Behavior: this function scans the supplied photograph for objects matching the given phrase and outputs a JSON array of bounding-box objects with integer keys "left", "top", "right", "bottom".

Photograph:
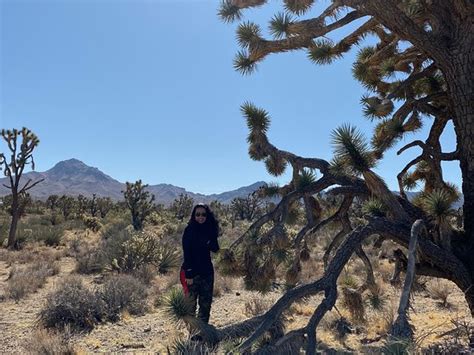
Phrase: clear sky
[{"left": 0, "top": 0, "right": 460, "bottom": 194}]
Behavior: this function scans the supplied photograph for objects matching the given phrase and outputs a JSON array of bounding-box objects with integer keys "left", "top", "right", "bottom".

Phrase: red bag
[{"left": 180, "top": 267, "right": 189, "bottom": 296}]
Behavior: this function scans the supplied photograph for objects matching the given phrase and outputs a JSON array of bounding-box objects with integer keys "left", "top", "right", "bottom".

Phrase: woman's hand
[{"left": 186, "top": 278, "right": 193, "bottom": 285}]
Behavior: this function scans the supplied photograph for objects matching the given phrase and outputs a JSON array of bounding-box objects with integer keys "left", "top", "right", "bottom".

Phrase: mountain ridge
[{"left": 0, "top": 159, "right": 266, "bottom": 204}]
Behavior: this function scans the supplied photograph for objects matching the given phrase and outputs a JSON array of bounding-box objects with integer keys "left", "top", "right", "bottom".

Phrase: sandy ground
[{"left": 0, "top": 252, "right": 472, "bottom": 353}]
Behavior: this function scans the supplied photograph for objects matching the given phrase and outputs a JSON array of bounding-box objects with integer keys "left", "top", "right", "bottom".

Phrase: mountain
[{"left": 0, "top": 159, "right": 266, "bottom": 204}]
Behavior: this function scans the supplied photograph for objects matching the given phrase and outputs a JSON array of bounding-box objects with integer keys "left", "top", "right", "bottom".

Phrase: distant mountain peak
[{"left": 48, "top": 158, "right": 88, "bottom": 171}]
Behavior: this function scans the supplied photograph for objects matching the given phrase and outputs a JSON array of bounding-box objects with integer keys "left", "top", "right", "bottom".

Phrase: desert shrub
[
  {"left": 39, "top": 276, "right": 104, "bottom": 331},
  {"left": 24, "top": 328, "right": 75, "bottom": 355},
  {"left": 131, "top": 264, "right": 157, "bottom": 285},
  {"left": 99, "top": 274, "right": 149, "bottom": 321},
  {"left": 427, "top": 280, "right": 452, "bottom": 308},
  {"left": 382, "top": 338, "right": 415, "bottom": 354},
  {"left": 75, "top": 248, "right": 106, "bottom": 274},
  {"left": 341, "top": 287, "right": 365, "bottom": 324},
  {"left": 82, "top": 215, "right": 102, "bottom": 232},
  {"left": 213, "top": 275, "right": 236, "bottom": 297},
  {"left": 6, "top": 260, "right": 59, "bottom": 301},
  {"left": 244, "top": 297, "right": 271, "bottom": 317},
  {"left": 49, "top": 212, "right": 65, "bottom": 226},
  {"left": 36, "top": 225, "right": 65, "bottom": 246},
  {"left": 101, "top": 219, "right": 130, "bottom": 240},
  {"left": 117, "top": 231, "right": 179, "bottom": 272}
]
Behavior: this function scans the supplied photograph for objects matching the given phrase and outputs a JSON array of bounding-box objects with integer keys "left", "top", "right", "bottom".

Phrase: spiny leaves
[
  {"left": 362, "top": 197, "right": 386, "bottom": 217},
  {"left": 361, "top": 96, "right": 394, "bottom": 119},
  {"left": 284, "top": 0, "right": 314, "bottom": 15},
  {"left": 308, "top": 39, "right": 341, "bottom": 65},
  {"left": 295, "top": 168, "right": 317, "bottom": 190},
  {"left": 269, "top": 12, "right": 294, "bottom": 39},
  {"left": 331, "top": 124, "right": 376, "bottom": 174},
  {"left": 402, "top": 174, "right": 418, "bottom": 191},
  {"left": 241, "top": 102, "right": 270, "bottom": 133},
  {"left": 421, "top": 189, "right": 457, "bottom": 221},
  {"left": 162, "top": 287, "right": 194, "bottom": 321},
  {"left": 265, "top": 154, "right": 286, "bottom": 176},
  {"left": 237, "top": 21, "right": 262, "bottom": 48},
  {"left": 262, "top": 182, "right": 281, "bottom": 197},
  {"left": 218, "top": 0, "right": 243, "bottom": 23},
  {"left": 234, "top": 50, "right": 257, "bottom": 75}
]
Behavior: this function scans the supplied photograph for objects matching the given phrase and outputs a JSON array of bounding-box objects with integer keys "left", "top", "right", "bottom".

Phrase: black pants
[{"left": 188, "top": 273, "right": 214, "bottom": 323}]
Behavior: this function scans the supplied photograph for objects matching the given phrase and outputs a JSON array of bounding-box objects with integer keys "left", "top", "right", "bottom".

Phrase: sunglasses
[{"left": 195, "top": 212, "right": 207, "bottom": 217}]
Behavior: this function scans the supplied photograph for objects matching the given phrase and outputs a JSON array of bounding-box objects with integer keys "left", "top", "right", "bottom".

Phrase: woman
[{"left": 180, "top": 203, "right": 219, "bottom": 324}]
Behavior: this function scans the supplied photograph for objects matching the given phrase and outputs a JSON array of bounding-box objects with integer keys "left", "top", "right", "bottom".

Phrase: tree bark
[{"left": 7, "top": 201, "right": 20, "bottom": 249}]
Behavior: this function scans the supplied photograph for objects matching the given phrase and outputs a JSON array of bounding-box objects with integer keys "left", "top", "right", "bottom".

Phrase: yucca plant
[
  {"left": 362, "top": 197, "right": 387, "bottom": 217},
  {"left": 295, "top": 168, "right": 317, "bottom": 191}
]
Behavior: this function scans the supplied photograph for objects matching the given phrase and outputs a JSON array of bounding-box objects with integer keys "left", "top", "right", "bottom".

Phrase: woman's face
[{"left": 194, "top": 207, "right": 207, "bottom": 224}]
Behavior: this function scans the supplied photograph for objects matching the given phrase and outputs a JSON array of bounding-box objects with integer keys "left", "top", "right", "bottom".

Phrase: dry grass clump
[
  {"left": 39, "top": 276, "right": 104, "bottom": 331},
  {"left": 244, "top": 296, "right": 271, "bottom": 317},
  {"left": 366, "top": 282, "right": 387, "bottom": 311},
  {"left": 23, "top": 328, "right": 76, "bottom": 354},
  {"left": 99, "top": 274, "right": 149, "bottom": 321},
  {"left": 6, "top": 260, "right": 60, "bottom": 301},
  {"left": 75, "top": 247, "right": 105, "bottom": 274},
  {"left": 341, "top": 287, "right": 365, "bottom": 324},
  {"left": 0, "top": 243, "right": 63, "bottom": 265},
  {"left": 213, "top": 275, "right": 236, "bottom": 297},
  {"left": 427, "top": 280, "right": 452, "bottom": 308}
]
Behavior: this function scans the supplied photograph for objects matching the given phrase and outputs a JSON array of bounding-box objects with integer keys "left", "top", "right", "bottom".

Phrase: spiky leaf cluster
[
  {"left": 237, "top": 21, "right": 261, "bottom": 47},
  {"left": 308, "top": 39, "right": 339, "bottom": 65},
  {"left": 241, "top": 102, "right": 270, "bottom": 133},
  {"left": 283, "top": 0, "right": 314, "bottom": 15},
  {"left": 361, "top": 96, "right": 394, "bottom": 120},
  {"left": 331, "top": 124, "right": 376, "bottom": 175},
  {"left": 262, "top": 182, "right": 281, "bottom": 197},
  {"left": 265, "top": 154, "right": 286, "bottom": 176},
  {"left": 218, "top": 0, "right": 242, "bottom": 23},
  {"left": 295, "top": 168, "right": 316, "bottom": 190},
  {"left": 361, "top": 197, "right": 386, "bottom": 217},
  {"left": 420, "top": 189, "right": 458, "bottom": 223},
  {"left": 162, "top": 287, "right": 194, "bottom": 321},
  {"left": 269, "top": 12, "right": 294, "bottom": 39},
  {"left": 234, "top": 50, "right": 257, "bottom": 75}
]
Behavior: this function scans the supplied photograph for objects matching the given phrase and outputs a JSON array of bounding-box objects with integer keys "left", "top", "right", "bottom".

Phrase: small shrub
[
  {"left": 75, "top": 248, "right": 106, "bottom": 274},
  {"left": 427, "top": 280, "right": 452, "bottom": 308},
  {"left": 82, "top": 215, "right": 102, "bottom": 232},
  {"left": 132, "top": 264, "right": 157, "bottom": 285},
  {"left": 366, "top": 283, "right": 386, "bottom": 310},
  {"left": 213, "top": 275, "right": 236, "bottom": 297},
  {"left": 244, "top": 297, "right": 271, "bottom": 317},
  {"left": 6, "top": 260, "right": 59, "bottom": 301},
  {"left": 24, "top": 328, "right": 75, "bottom": 355},
  {"left": 39, "top": 276, "right": 104, "bottom": 331},
  {"left": 99, "top": 274, "right": 149, "bottom": 321},
  {"left": 341, "top": 287, "right": 365, "bottom": 323}
]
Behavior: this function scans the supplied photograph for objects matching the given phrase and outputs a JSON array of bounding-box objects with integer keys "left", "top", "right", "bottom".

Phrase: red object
[{"left": 180, "top": 268, "right": 189, "bottom": 296}]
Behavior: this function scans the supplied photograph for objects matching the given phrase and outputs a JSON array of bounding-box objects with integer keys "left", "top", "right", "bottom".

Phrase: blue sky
[{"left": 1, "top": 0, "right": 460, "bottom": 194}]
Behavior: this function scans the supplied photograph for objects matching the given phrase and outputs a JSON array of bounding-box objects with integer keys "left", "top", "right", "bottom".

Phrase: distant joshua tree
[
  {"left": 0, "top": 128, "right": 43, "bottom": 249},
  {"left": 170, "top": 193, "right": 194, "bottom": 221},
  {"left": 122, "top": 180, "right": 155, "bottom": 230}
]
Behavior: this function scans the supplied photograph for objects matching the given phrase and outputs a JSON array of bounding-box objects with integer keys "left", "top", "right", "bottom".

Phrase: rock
[
  {"left": 236, "top": 292, "right": 241, "bottom": 296},
  {"left": 144, "top": 326, "right": 151, "bottom": 332}
]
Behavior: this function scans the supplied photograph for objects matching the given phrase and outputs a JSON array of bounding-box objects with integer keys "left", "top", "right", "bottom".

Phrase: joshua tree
[
  {"left": 0, "top": 128, "right": 43, "bottom": 249},
  {"left": 122, "top": 180, "right": 155, "bottom": 231},
  {"left": 161, "top": 1, "right": 474, "bottom": 353},
  {"left": 170, "top": 193, "right": 194, "bottom": 221},
  {"left": 97, "top": 196, "right": 113, "bottom": 218},
  {"left": 230, "top": 192, "right": 264, "bottom": 221},
  {"left": 46, "top": 194, "right": 59, "bottom": 210},
  {"left": 57, "top": 195, "right": 76, "bottom": 220}
]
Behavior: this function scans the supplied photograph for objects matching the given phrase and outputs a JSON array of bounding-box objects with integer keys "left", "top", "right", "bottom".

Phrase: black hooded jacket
[{"left": 182, "top": 222, "right": 219, "bottom": 278}]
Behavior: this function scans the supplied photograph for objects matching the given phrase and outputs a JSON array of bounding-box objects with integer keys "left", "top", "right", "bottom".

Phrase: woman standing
[{"left": 181, "top": 203, "right": 219, "bottom": 323}]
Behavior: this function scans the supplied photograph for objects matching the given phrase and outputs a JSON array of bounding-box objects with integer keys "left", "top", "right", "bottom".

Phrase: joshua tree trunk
[{"left": 7, "top": 196, "right": 20, "bottom": 249}]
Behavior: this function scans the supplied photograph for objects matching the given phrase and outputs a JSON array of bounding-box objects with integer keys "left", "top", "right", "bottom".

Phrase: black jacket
[{"left": 182, "top": 223, "right": 219, "bottom": 278}]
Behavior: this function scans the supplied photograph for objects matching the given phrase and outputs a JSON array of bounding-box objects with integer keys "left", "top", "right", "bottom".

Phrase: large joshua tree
[
  {"left": 0, "top": 128, "right": 43, "bottom": 249},
  {"left": 122, "top": 180, "right": 155, "bottom": 231},
  {"left": 164, "top": 1, "right": 473, "bottom": 353}
]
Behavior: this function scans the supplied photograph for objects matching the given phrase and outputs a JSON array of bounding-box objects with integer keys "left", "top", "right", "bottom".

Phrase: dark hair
[{"left": 188, "top": 203, "right": 220, "bottom": 237}]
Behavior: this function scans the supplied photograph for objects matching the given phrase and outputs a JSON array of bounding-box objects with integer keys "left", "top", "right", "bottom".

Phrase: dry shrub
[
  {"left": 373, "top": 303, "right": 396, "bottom": 336},
  {"left": 75, "top": 248, "right": 105, "bottom": 274},
  {"left": 341, "top": 287, "right": 365, "bottom": 324},
  {"left": 23, "top": 328, "right": 75, "bottom": 354},
  {"left": 6, "top": 260, "right": 60, "bottom": 301},
  {"left": 132, "top": 264, "right": 157, "bottom": 285},
  {"left": 39, "top": 276, "right": 104, "bottom": 331},
  {"left": 300, "top": 256, "right": 323, "bottom": 284},
  {"left": 427, "top": 280, "right": 452, "bottom": 308},
  {"left": 213, "top": 275, "right": 236, "bottom": 297},
  {"left": 244, "top": 296, "right": 271, "bottom": 317},
  {"left": 0, "top": 244, "right": 63, "bottom": 265},
  {"left": 99, "top": 274, "right": 149, "bottom": 321}
]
